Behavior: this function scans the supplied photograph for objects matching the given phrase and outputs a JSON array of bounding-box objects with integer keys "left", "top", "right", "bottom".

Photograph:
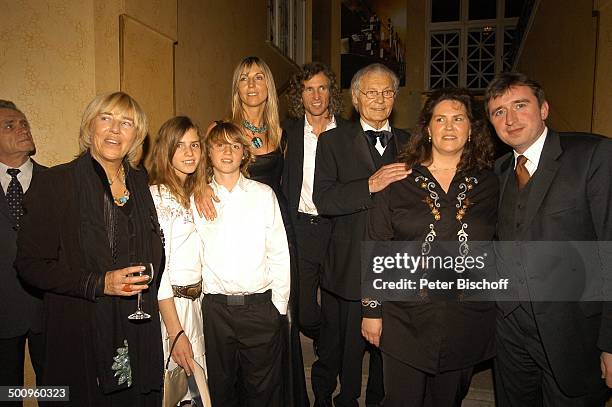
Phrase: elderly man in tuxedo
[
  {"left": 312, "top": 64, "right": 409, "bottom": 407},
  {"left": 0, "top": 100, "right": 45, "bottom": 394},
  {"left": 487, "top": 72, "right": 612, "bottom": 406}
]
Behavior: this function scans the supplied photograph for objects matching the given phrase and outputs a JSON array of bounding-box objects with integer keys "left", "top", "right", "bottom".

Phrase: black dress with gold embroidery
[{"left": 367, "top": 165, "right": 498, "bottom": 373}]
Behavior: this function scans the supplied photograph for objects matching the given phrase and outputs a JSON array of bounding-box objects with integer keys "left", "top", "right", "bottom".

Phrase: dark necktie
[
  {"left": 6, "top": 168, "right": 24, "bottom": 229},
  {"left": 365, "top": 130, "right": 391, "bottom": 149},
  {"left": 515, "top": 155, "right": 530, "bottom": 190}
]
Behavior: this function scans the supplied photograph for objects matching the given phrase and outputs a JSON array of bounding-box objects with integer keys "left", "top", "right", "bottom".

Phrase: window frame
[
  {"left": 425, "top": 0, "right": 520, "bottom": 91},
  {"left": 268, "top": 0, "right": 307, "bottom": 65}
]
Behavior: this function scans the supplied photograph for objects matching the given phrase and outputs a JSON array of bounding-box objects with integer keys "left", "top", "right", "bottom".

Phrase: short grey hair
[
  {"left": 350, "top": 63, "right": 399, "bottom": 105},
  {"left": 0, "top": 99, "right": 21, "bottom": 113}
]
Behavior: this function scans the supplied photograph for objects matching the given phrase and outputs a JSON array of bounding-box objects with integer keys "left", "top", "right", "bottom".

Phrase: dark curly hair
[
  {"left": 286, "top": 62, "right": 343, "bottom": 118},
  {"left": 398, "top": 88, "right": 494, "bottom": 171}
]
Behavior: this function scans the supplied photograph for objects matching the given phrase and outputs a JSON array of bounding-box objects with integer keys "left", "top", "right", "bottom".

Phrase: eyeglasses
[{"left": 358, "top": 89, "right": 396, "bottom": 99}]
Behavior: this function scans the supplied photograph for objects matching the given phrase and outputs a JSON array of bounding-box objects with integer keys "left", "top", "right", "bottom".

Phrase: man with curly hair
[{"left": 282, "top": 62, "right": 349, "bottom": 403}]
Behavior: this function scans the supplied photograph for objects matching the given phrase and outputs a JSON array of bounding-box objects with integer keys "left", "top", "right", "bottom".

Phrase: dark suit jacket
[
  {"left": 495, "top": 129, "right": 612, "bottom": 396},
  {"left": 313, "top": 121, "right": 409, "bottom": 300},
  {"left": 0, "top": 159, "right": 45, "bottom": 338},
  {"left": 281, "top": 115, "right": 349, "bottom": 221}
]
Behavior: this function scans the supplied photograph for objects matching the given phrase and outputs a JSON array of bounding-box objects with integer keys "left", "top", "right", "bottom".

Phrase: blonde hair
[
  {"left": 205, "top": 121, "right": 253, "bottom": 182},
  {"left": 230, "top": 56, "right": 282, "bottom": 150},
  {"left": 148, "top": 116, "right": 206, "bottom": 208},
  {"left": 79, "top": 92, "right": 148, "bottom": 167}
]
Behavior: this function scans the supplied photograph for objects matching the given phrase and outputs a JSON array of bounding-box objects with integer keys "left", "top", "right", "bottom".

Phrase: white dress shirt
[
  {"left": 0, "top": 158, "right": 34, "bottom": 194},
  {"left": 193, "top": 175, "right": 291, "bottom": 314},
  {"left": 298, "top": 114, "right": 337, "bottom": 215},
  {"left": 513, "top": 127, "right": 548, "bottom": 176},
  {"left": 360, "top": 119, "right": 392, "bottom": 155}
]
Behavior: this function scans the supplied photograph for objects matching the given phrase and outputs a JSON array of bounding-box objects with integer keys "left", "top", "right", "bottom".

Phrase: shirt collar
[
  {"left": 0, "top": 157, "right": 33, "bottom": 174},
  {"left": 513, "top": 126, "right": 548, "bottom": 168},
  {"left": 304, "top": 114, "right": 336, "bottom": 133},
  {"left": 360, "top": 119, "right": 391, "bottom": 133},
  {"left": 211, "top": 173, "right": 249, "bottom": 195}
]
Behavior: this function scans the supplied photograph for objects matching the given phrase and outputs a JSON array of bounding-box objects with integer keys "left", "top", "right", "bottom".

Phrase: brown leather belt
[{"left": 172, "top": 281, "right": 202, "bottom": 301}]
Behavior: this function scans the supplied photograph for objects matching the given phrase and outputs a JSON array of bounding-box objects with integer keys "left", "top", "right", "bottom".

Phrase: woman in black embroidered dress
[
  {"left": 16, "top": 92, "right": 164, "bottom": 406},
  {"left": 362, "top": 88, "right": 498, "bottom": 407}
]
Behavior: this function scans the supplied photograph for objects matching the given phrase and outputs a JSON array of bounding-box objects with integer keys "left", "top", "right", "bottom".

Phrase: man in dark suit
[
  {"left": 486, "top": 72, "right": 612, "bottom": 406},
  {"left": 282, "top": 62, "right": 347, "bottom": 343},
  {"left": 0, "top": 100, "right": 45, "bottom": 392},
  {"left": 313, "top": 64, "right": 410, "bottom": 407}
]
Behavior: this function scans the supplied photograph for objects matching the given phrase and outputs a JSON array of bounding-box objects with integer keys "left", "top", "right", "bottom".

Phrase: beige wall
[
  {"left": 593, "top": 0, "right": 612, "bottom": 136},
  {"left": 516, "top": 0, "right": 598, "bottom": 132},
  {"left": 1, "top": 0, "right": 177, "bottom": 167},
  {"left": 175, "top": 0, "right": 299, "bottom": 129},
  {"left": 1, "top": 0, "right": 97, "bottom": 166}
]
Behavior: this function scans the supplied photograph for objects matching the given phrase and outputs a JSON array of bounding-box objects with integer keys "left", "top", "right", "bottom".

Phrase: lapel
[
  {"left": 523, "top": 130, "right": 562, "bottom": 226},
  {"left": 497, "top": 152, "right": 514, "bottom": 212},
  {"left": 292, "top": 118, "right": 305, "bottom": 203},
  {"left": 352, "top": 122, "right": 376, "bottom": 174},
  {"left": 390, "top": 126, "right": 409, "bottom": 155},
  {"left": 0, "top": 180, "right": 8, "bottom": 222}
]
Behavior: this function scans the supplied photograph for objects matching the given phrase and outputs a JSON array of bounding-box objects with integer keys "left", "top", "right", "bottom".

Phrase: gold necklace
[
  {"left": 107, "top": 166, "right": 124, "bottom": 185},
  {"left": 429, "top": 164, "right": 457, "bottom": 171},
  {"left": 107, "top": 166, "right": 130, "bottom": 206}
]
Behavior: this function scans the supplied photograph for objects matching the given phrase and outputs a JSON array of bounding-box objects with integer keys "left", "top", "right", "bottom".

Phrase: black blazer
[
  {"left": 281, "top": 116, "right": 350, "bottom": 220},
  {"left": 0, "top": 159, "right": 45, "bottom": 338},
  {"left": 495, "top": 129, "right": 612, "bottom": 396},
  {"left": 15, "top": 156, "right": 164, "bottom": 403},
  {"left": 313, "top": 121, "right": 409, "bottom": 300}
]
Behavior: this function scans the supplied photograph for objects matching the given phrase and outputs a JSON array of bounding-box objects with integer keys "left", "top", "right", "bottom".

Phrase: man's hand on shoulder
[{"left": 368, "top": 163, "right": 410, "bottom": 193}]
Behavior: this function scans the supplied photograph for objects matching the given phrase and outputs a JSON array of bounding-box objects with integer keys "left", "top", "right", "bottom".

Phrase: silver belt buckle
[{"left": 227, "top": 295, "right": 245, "bottom": 306}]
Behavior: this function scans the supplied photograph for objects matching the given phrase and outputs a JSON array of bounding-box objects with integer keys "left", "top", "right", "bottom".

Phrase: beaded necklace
[
  {"left": 242, "top": 120, "right": 267, "bottom": 149},
  {"left": 108, "top": 165, "right": 130, "bottom": 206}
]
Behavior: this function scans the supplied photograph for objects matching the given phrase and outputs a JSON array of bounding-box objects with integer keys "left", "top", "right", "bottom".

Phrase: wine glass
[{"left": 128, "top": 262, "right": 154, "bottom": 320}]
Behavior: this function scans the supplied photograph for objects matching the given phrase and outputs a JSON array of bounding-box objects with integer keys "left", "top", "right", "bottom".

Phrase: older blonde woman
[{"left": 16, "top": 92, "right": 164, "bottom": 406}]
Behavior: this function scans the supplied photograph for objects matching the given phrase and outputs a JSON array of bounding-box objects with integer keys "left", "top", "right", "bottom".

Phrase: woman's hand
[
  {"left": 361, "top": 317, "right": 383, "bottom": 347},
  {"left": 170, "top": 333, "right": 195, "bottom": 376},
  {"left": 194, "top": 184, "right": 219, "bottom": 221},
  {"left": 104, "top": 266, "right": 149, "bottom": 296}
]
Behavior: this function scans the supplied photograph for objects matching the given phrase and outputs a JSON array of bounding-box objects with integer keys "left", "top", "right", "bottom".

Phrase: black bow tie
[{"left": 365, "top": 130, "right": 392, "bottom": 148}]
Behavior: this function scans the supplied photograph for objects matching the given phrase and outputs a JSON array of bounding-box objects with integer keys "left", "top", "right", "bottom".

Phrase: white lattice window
[
  {"left": 426, "top": 0, "right": 525, "bottom": 90},
  {"left": 430, "top": 30, "right": 461, "bottom": 89},
  {"left": 502, "top": 27, "right": 517, "bottom": 72}
]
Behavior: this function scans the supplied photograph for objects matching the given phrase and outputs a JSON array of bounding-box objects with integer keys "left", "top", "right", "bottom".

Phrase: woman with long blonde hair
[
  {"left": 149, "top": 116, "right": 210, "bottom": 405},
  {"left": 198, "top": 57, "right": 308, "bottom": 406},
  {"left": 231, "top": 56, "right": 283, "bottom": 155}
]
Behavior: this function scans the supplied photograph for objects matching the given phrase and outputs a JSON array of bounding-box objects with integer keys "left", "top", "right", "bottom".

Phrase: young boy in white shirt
[{"left": 195, "top": 121, "right": 290, "bottom": 407}]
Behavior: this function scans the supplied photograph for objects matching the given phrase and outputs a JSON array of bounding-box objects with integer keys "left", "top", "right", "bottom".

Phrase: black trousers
[
  {"left": 0, "top": 330, "right": 44, "bottom": 407},
  {"left": 293, "top": 213, "right": 331, "bottom": 340},
  {"left": 495, "top": 305, "right": 608, "bottom": 407},
  {"left": 382, "top": 352, "right": 473, "bottom": 407},
  {"left": 0, "top": 330, "right": 44, "bottom": 385},
  {"left": 311, "top": 289, "right": 384, "bottom": 406},
  {"left": 203, "top": 292, "right": 283, "bottom": 407}
]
